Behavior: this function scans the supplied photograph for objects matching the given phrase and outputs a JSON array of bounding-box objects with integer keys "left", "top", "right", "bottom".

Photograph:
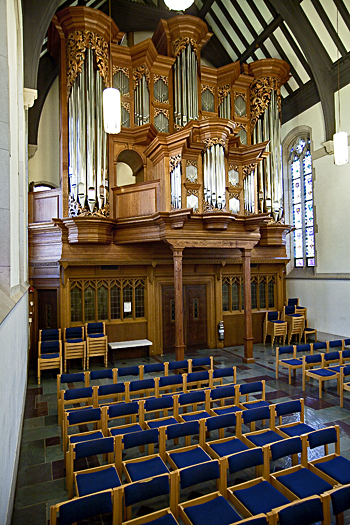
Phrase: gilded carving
[
  {"left": 154, "top": 108, "right": 169, "bottom": 119},
  {"left": 235, "top": 92, "right": 246, "bottom": 101},
  {"left": 201, "top": 84, "right": 215, "bottom": 95},
  {"left": 250, "top": 77, "right": 281, "bottom": 128},
  {"left": 113, "top": 66, "right": 129, "bottom": 77},
  {"left": 242, "top": 163, "right": 257, "bottom": 179},
  {"left": 122, "top": 102, "right": 130, "bottom": 112},
  {"left": 68, "top": 194, "right": 110, "bottom": 218},
  {"left": 229, "top": 165, "right": 239, "bottom": 172},
  {"left": 237, "top": 123, "right": 248, "bottom": 132},
  {"left": 153, "top": 74, "right": 168, "bottom": 85},
  {"left": 202, "top": 137, "right": 226, "bottom": 153},
  {"left": 187, "top": 189, "right": 198, "bottom": 197},
  {"left": 203, "top": 200, "right": 227, "bottom": 213},
  {"left": 186, "top": 160, "right": 198, "bottom": 167},
  {"left": 172, "top": 37, "right": 198, "bottom": 60},
  {"left": 67, "top": 30, "right": 109, "bottom": 100},
  {"left": 133, "top": 64, "right": 150, "bottom": 89},
  {"left": 218, "top": 84, "right": 230, "bottom": 105},
  {"left": 228, "top": 191, "right": 241, "bottom": 200},
  {"left": 169, "top": 154, "right": 182, "bottom": 172}
]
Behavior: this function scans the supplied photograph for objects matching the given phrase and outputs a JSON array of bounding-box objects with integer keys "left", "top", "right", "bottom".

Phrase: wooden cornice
[
  {"left": 248, "top": 58, "right": 290, "bottom": 86},
  {"left": 226, "top": 139, "right": 270, "bottom": 165}
]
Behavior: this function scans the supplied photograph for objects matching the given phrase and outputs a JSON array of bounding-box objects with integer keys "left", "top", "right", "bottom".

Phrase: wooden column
[
  {"left": 172, "top": 248, "right": 185, "bottom": 361},
  {"left": 241, "top": 248, "right": 254, "bottom": 363}
]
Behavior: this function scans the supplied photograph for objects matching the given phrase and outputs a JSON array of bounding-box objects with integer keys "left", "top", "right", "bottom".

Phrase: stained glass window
[{"left": 289, "top": 137, "right": 315, "bottom": 267}]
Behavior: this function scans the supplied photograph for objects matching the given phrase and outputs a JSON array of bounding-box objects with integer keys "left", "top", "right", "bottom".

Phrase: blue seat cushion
[
  {"left": 148, "top": 417, "right": 178, "bottom": 429},
  {"left": 242, "top": 400, "right": 269, "bottom": 410},
  {"left": 69, "top": 431, "right": 104, "bottom": 445},
  {"left": 145, "top": 514, "right": 178, "bottom": 525},
  {"left": 184, "top": 495, "right": 241, "bottom": 525},
  {"left": 281, "top": 423, "right": 315, "bottom": 437},
  {"left": 182, "top": 411, "right": 211, "bottom": 422},
  {"left": 271, "top": 320, "right": 286, "bottom": 324},
  {"left": 109, "top": 424, "right": 142, "bottom": 436},
  {"left": 277, "top": 468, "right": 332, "bottom": 498},
  {"left": 88, "top": 333, "right": 105, "bottom": 338},
  {"left": 169, "top": 447, "right": 211, "bottom": 468},
  {"left": 40, "top": 353, "right": 60, "bottom": 359},
  {"left": 314, "top": 456, "right": 350, "bottom": 484},
  {"left": 210, "top": 438, "right": 249, "bottom": 457},
  {"left": 66, "top": 339, "right": 84, "bottom": 344},
  {"left": 76, "top": 466, "right": 121, "bottom": 496},
  {"left": 308, "top": 368, "right": 338, "bottom": 377},
  {"left": 234, "top": 480, "right": 289, "bottom": 515},
  {"left": 213, "top": 406, "right": 241, "bottom": 415},
  {"left": 126, "top": 457, "right": 169, "bottom": 482},
  {"left": 247, "top": 430, "right": 285, "bottom": 447},
  {"left": 281, "top": 359, "right": 302, "bottom": 366}
]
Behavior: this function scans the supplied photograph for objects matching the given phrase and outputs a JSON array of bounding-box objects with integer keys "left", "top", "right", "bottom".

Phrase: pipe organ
[{"left": 29, "top": 8, "right": 292, "bottom": 362}]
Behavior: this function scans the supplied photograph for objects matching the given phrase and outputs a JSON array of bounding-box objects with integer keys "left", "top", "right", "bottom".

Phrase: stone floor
[{"left": 11, "top": 343, "right": 350, "bottom": 525}]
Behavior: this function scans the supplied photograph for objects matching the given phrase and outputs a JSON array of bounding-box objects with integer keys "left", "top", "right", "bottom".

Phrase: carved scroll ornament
[
  {"left": 67, "top": 30, "right": 109, "bottom": 100},
  {"left": 133, "top": 64, "right": 150, "bottom": 89},
  {"left": 250, "top": 77, "right": 281, "bottom": 128},
  {"left": 154, "top": 108, "right": 169, "bottom": 119},
  {"left": 242, "top": 163, "right": 257, "bottom": 180},
  {"left": 172, "top": 36, "right": 199, "bottom": 60},
  {"left": 202, "top": 137, "right": 226, "bottom": 153},
  {"left": 218, "top": 84, "right": 230, "bottom": 105},
  {"left": 169, "top": 154, "right": 182, "bottom": 172},
  {"left": 201, "top": 84, "right": 215, "bottom": 94},
  {"left": 154, "top": 74, "right": 168, "bottom": 85}
]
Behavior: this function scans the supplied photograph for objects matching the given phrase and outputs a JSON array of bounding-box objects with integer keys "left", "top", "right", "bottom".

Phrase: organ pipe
[
  {"left": 203, "top": 144, "right": 226, "bottom": 210},
  {"left": 173, "top": 42, "right": 198, "bottom": 129}
]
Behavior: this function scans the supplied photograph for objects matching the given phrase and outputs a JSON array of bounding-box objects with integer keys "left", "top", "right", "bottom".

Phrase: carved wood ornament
[
  {"left": 66, "top": 30, "right": 109, "bottom": 100},
  {"left": 133, "top": 64, "right": 150, "bottom": 89},
  {"left": 250, "top": 77, "right": 281, "bottom": 129},
  {"left": 172, "top": 37, "right": 199, "bottom": 60}
]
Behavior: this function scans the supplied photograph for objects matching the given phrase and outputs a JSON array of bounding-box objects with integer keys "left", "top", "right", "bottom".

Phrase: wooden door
[
  {"left": 37, "top": 289, "right": 58, "bottom": 330},
  {"left": 162, "top": 284, "right": 207, "bottom": 353}
]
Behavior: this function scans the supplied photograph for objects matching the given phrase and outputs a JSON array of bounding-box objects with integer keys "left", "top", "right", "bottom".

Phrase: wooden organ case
[{"left": 28, "top": 6, "right": 291, "bottom": 363}]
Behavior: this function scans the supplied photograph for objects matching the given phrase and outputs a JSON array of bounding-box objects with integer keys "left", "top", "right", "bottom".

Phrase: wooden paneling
[
  {"left": 114, "top": 180, "right": 160, "bottom": 219},
  {"left": 223, "top": 311, "right": 266, "bottom": 346},
  {"left": 106, "top": 321, "right": 148, "bottom": 359},
  {"left": 29, "top": 189, "right": 62, "bottom": 223}
]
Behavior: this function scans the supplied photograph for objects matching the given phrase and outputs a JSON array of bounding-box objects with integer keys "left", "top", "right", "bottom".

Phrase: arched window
[{"left": 288, "top": 135, "right": 315, "bottom": 267}]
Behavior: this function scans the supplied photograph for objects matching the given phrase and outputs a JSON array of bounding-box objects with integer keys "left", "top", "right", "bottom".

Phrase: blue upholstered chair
[
  {"left": 325, "top": 483, "right": 350, "bottom": 525},
  {"left": 140, "top": 362, "right": 167, "bottom": 379},
  {"left": 205, "top": 413, "right": 249, "bottom": 459},
  {"left": 165, "top": 420, "right": 209, "bottom": 470},
  {"left": 282, "top": 305, "right": 306, "bottom": 344},
  {"left": 115, "top": 428, "right": 166, "bottom": 481},
  {"left": 37, "top": 339, "right": 62, "bottom": 385},
  {"left": 50, "top": 487, "right": 121, "bottom": 525},
  {"left": 58, "top": 384, "right": 94, "bottom": 426},
  {"left": 85, "top": 321, "right": 108, "bottom": 369},
  {"left": 66, "top": 435, "right": 120, "bottom": 498},
  {"left": 302, "top": 354, "right": 340, "bottom": 399},
  {"left": 166, "top": 359, "right": 190, "bottom": 375},
  {"left": 142, "top": 396, "right": 180, "bottom": 430},
  {"left": 239, "top": 405, "right": 286, "bottom": 448},
  {"left": 210, "top": 384, "right": 239, "bottom": 416},
  {"left": 158, "top": 374, "right": 185, "bottom": 396},
  {"left": 62, "top": 405, "right": 106, "bottom": 453},
  {"left": 235, "top": 380, "right": 269, "bottom": 410},
  {"left": 209, "top": 366, "right": 237, "bottom": 388},
  {"left": 276, "top": 344, "right": 312, "bottom": 384},
  {"left": 275, "top": 399, "right": 315, "bottom": 438},
  {"left": 188, "top": 356, "right": 213, "bottom": 372},
  {"left": 117, "top": 364, "right": 141, "bottom": 381},
  {"left": 303, "top": 320, "right": 317, "bottom": 344},
  {"left": 107, "top": 400, "right": 143, "bottom": 438},
  {"left": 267, "top": 435, "right": 335, "bottom": 502},
  {"left": 93, "top": 381, "right": 127, "bottom": 407},
  {"left": 39, "top": 328, "right": 61, "bottom": 342},
  {"left": 266, "top": 495, "right": 325, "bottom": 525},
  {"left": 64, "top": 326, "right": 86, "bottom": 372},
  {"left": 227, "top": 447, "right": 290, "bottom": 518},
  {"left": 123, "top": 471, "right": 177, "bottom": 522},
  {"left": 263, "top": 311, "right": 287, "bottom": 346},
  {"left": 175, "top": 390, "right": 211, "bottom": 422},
  {"left": 57, "top": 371, "right": 89, "bottom": 403},
  {"left": 340, "top": 365, "right": 350, "bottom": 407},
  {"left": 127, "top": 377, "right": 158, "bottom": 401},
  {"left": 184, "top": 370, "right": 210, "bottom": 391},
  {"left": 306, "top": 425, "right": 350, "bottom": 486}
]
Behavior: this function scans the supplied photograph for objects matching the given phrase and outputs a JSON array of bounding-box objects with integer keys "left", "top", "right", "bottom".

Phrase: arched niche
[{"left": 116, "top": 150, "right": 144, "bottom": 186}]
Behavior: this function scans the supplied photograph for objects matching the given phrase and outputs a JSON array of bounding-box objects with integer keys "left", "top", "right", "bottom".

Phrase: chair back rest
[
  {"left": 179, "top": 460, "right": 220, "bottom": 488},
  {"left": 40, "top": 340, "right": 60, "bottom": 354},
  {"left": 342, "top": 365, "right": 350, "bottom": 378},
  {"left": 213, "top": 366, "right": 235, "bottom": 379},
  {"left": 74, "top": 436, "right": 114, "bottom": 459},
  {"left": 145, "top": 396, "right": 173, "bottom": 412},
  {"left": 295, "top": 343, "right": 311, "bottom": 353},
  {"left": 269, "top": 436, "right": 302, "bottom": 461},
  {"left": 343, "top": 338, "right": 350, "bottom": 347},
  {"left": 159, "top": 375, "right": 184, "bottom": 387},
  {"left": 210, "top": 384, "right": 235, "bottom": 401},
  {"left": 98, "top": 383, "right": 125, "bottom": 396},
  {"left": 278, "top": 496, "right": 323, "bottom": 525},
  {"left": 307, "top": 426, "right": 337, "bottom": 449},
  {"left": 123, "top": 428, "right": 159, "bottom": 450},
  {"left": 64, "top": 386, "right": 93, "bottom": 401},
  {"left": 40, "top": 328, "right": 60, "bottom": 341},
  {"left": 305, "top": 353, "right": 322, "bottom": 365},
  {"left": 129, "top": 378, "right": 155, "bottom": 392},
  {"left": 313, "top": 342, "right": 328, "bottom": 352},
  {"left": 206, "top": 413, "right": 237, "bottom": 432},
  {"left": 168, "top": 359, "right": 188, "bottom": 372},
  {"left": 331, "top": 484, "right": 350, "bottom": 516},
  {"left": 143, "top": 363, "right": 165, "bottom": 374},
  {"left": 117, "top": 366, "right": 140, "bottom": 378},
  {"left": 228, "top": 447, "right": 264, "bottom": 474},
  {"left": 108, "top": 401, "right": 139, "bottom": 419},
  {"left": 277, "top": 345, "right": 295, "bottom": 355},
  {"left": 124, "top": 474, "right": 169, "bottom": 508},
  {"left": 324, "top": 350, "right": 341, "bottom": 362},
  {"left": 58, "top": 490, "right": 112, "bottom": 525},
  {"left": 67, "top": 407, "right": 101, "bottom": 425},
  {"left": 167, "top": 421, "right": 199, "bottom": 440},
  {"left": 329, "top": 339, "right": 343, "bottom": 349},
  {"left": 285, "top": 305, "right": 296, "bottom": 315},
  {"left": 90, "top": 369, "right": 114, "bottom": 381},
  {"left": 287, "top": 298, "right": 299, "bottom": 306},
  {"left": 65, "top": 327, "right": 84, "bottom": 340},
  {"left": 60, "top": 372, "right": 86, "bottom": 385},
  {"left": 186, "top": 370, "right": 209, "bottom": 383},
  {"left": 267, "top": 311, "right": 279, "bottom": 321},
  {"left": 178, "top": 390, "right": 206, "bottom": 407},
  {"left": 275, "top": 399, "right": 302, "bottom": 417},
  {"left": 86, "top": 322, "right": 105, "bottom": 336},
  {"left": 242, "top": 405, "right": 270, "bottom": 425},
  {"left": 239, "top": 381, "right": 263, "bottom": 396}
]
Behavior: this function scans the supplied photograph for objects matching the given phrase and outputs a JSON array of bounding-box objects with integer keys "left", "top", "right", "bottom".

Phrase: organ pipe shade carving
[
  {"left": 218, "top": 85, "right": 230, "bottom": 119},
  {"left": 173, "top": 42, "right": 198, "bottom": 129},
  {"left": 252, "top": 83, "right": 283, "bottom": 221},
  {"left": 154, "top": 76, "right": 169, "bottom": 103},
  {"left": 201, "top": 86, "right": 215, "bottom": 112},
  {"left": 170, "top": 155, "right": 182, "bottom": 209},
  {"left": 203, "top": 144, "right": 226, "bottom": 211},
  {"left": 68, "top": 46, "right": 108, "bottom": 216},
  {"left": 113, "top": 67, "right": 129, "bottom": 96}
]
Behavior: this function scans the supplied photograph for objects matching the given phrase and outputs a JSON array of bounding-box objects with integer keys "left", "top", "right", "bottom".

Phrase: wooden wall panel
[
  {"left": 223, "top": 311, "right": 265, "bottom": 346},
  {"left": 29, "top": 189, "right": 62, "bottom": 223},
  {"left": 114, "top": 180, "right": 160, "bottom": 218}
]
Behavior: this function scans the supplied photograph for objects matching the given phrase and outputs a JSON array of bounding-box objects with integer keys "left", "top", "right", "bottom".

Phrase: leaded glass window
[{"left": 289, "top": 137, "right": 315, "bottom": 267}]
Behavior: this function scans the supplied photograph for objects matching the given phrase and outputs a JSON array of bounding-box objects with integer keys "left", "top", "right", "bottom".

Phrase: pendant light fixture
[
  {"left": 333, "top": 1, "right": 348, "bottom": 165},
  {"left": 103, "top": 0, "right": 121, "bottom": 134},
  {"left": 164, "top": 0, "right": 194, "bottom": 10}
]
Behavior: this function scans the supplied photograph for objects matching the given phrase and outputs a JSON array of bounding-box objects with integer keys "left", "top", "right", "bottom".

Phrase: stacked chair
[
  {"left": 263, "top": 311, "right": 287, "bottom": 346},
  {"left": 86, "top": 321, "right": 108, "bottom": 368},
  {"left": 64, "top": 326, "right": 86, "bottom": 372},
  {"left": 37, "top": 328, "right": 62, "bottom": 384},
  {"left": 281, "top": 305, "right": 305, "bottom": 344}
]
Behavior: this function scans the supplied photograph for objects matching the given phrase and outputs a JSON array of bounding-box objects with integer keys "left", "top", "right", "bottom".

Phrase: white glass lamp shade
[
  {"left": 333, "top": 131, "right": 349, "bottom": 165},
  {"left": 164, "top": 0, "right": 194, "bottom": 10},
  {"left": 103, "top": 87, "right": 121, "bottom": 134}
]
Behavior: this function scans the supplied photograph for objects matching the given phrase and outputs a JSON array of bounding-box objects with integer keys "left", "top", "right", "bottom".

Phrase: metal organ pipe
[
  {"left": 203, "top": 144, "right": 225, "bottom": 210},
  {"left": 173, "top": 43, "right": 198, "bottom": 129}
]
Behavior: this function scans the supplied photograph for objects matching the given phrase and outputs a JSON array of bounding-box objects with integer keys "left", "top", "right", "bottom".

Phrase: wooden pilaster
[
  {"left": 172, "top": 248, "right": 185, "bottom": 361},
  {"left": 241, "top": 248, "right": 254, "bottom": 363}
]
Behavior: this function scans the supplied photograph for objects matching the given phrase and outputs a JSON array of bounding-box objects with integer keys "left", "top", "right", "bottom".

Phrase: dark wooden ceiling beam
[
  {"left": 217, "top": 1, "right": 258, "bottom": 61},
  {"left": 240, "top": 14, "right": 281, "bottom": 63},
  {"left": 198, "top": 0, "right": 216, "bottom": 19},
  {"left": 336, "top": 0, "right": 350, "bottom": 31},
  {"left": 207, "top": 9, "right": 240, "bottom": 60},
  {"left": 279, "top": 22, "right": 313, "bottom": 78},
  {"left": 311, "top": 0, "right": 347, "bottom": 57},
  {"left": 269, "top": 0, "right": 335, "bottom": 140}
]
